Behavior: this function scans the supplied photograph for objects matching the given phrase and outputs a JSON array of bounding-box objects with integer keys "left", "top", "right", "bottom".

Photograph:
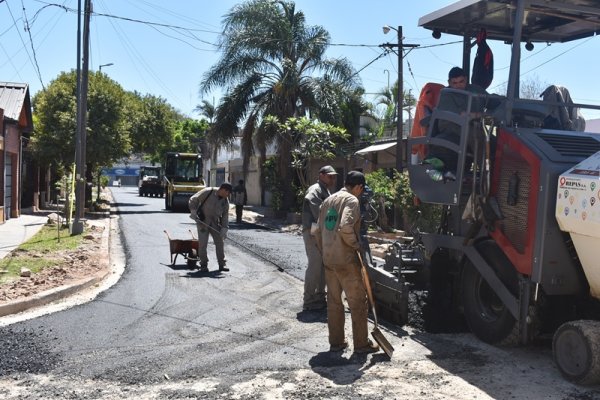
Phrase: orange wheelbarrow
[{"left": 164, "top": 230, "right": 200, "bottom": 268}]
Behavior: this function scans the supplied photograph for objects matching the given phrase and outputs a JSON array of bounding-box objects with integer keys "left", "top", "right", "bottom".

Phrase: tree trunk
[{"left": 279, "top": 139, "right": 294, "bottom": 212}]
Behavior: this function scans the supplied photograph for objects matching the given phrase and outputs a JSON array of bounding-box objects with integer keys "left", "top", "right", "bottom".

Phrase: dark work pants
[{"left": 235, "top": 205, "right": 243, "bottom": 223}]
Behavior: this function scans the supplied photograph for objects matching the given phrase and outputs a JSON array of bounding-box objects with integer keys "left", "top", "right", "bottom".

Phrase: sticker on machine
[
  {"left": 559, "top": 177, "right": 587, "bottom": 192},
  {"left": 571, "top": 169, "right": 600, "bottom": 177}
]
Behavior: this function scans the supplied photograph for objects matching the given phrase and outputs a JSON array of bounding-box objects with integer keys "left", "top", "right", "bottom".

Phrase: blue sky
[{"left": 2, "top": 0, "right": 600, "bottom": 119}]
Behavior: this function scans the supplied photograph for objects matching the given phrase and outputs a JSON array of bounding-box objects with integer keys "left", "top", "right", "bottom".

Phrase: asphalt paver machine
[
  {"left": 163, "top": 152, "right": 205, "bottom": 211},
  {"left": 138, "top": 165, "right": 163, "bottom": 197},
  {"left": 369, "top": 0, "right": 600, "bottom": 384}
]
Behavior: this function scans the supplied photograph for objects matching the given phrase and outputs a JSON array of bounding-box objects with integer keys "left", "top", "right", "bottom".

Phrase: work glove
[{"left": 220, "top": 227, "right": 228, "bottom": 240}]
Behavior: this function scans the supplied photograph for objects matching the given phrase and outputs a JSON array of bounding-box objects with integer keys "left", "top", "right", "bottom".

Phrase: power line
[
  {"left": 0, "top": 41, "right": 25, "bottom": 82},
  {"left": 21, "top": 0, "right": 45, "bottom": 90},
  {"left": 34, "top": 1, "right": 220, "bottom": 40},
  {"left": 344, "top": 50, "right": 391, "bottom": 85},
  {"left": 98, "top": 0, "right": 187, "bottom": 110},
  {"left": 329, "top": 43, "right": 382, "bottom": 48},
  {"left": 5, "top": 0, "right": 44, "bottom": 89}
]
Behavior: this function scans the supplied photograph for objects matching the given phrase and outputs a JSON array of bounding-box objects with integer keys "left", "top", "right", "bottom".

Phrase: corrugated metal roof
[
  {"left": 419, "top": 0, "right": 600, "bottom": 43},
  {"left": 0, "top": 82, "right": 32, "bottom": 132}
]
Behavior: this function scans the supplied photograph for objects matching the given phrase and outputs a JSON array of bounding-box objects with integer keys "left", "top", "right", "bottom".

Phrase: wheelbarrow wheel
[
  {"left": 187, "top": 257, "right": 197, "bottom": 269},
  {"left": 187, "top": 249, "right": 198, "bottom": 269}
]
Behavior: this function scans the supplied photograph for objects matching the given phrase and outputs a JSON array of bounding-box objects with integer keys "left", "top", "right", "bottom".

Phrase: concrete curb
[{"left": 0, "top": 215, "right": 113, "bottom": 318}]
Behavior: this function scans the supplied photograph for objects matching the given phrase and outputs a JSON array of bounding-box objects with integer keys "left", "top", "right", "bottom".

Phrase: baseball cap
[
  {"left": 345, "top": 171, "right": 366, "bottom": 186},
  {"left": 319, "top": 165, "right": 337, "bottom": 175},
  {"left": 220, "top": 182, "right": 233, "bottom": 191}
]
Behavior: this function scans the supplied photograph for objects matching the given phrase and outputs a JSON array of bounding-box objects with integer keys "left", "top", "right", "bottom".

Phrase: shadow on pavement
[
  {"left": 296, "top": 309, "right": 327, "bottom": 323},
  {"left": 182, "top": 270, "right": 226, "bottom": 279},
  {"left": 308, "top": 351, "right": 373, "bottom": 385}
]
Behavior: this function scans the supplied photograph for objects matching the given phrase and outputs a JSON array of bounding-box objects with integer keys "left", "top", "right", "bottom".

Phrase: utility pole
[
  {"left": 396, "top": 26, "right": 403, "bottom": 173},
  {"left": 72, "top": 0, "right": 92, "bottom": 235},
  {"left": 407, "top": 88, "right": 413, "bottom": 134},
  {"left": 381, "top": 25, "right": 419, "bottom": 173}
]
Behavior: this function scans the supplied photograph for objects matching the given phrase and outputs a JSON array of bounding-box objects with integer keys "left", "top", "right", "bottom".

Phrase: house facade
[{"left": 0, "top": 82, "right": 33, "bottom": 223}]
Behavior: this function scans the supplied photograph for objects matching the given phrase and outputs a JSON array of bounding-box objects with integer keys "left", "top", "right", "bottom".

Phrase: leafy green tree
[
  {"left": 200, "top": 0, "right": 361, "bottom": 211},
  {"left": 32, "top": 71, "right": 132, "bottom": 207},
  {"left": 32, "top": 70, "right": 130, "bottom": 172},
  {"left": 172, "top": 118, "right": 209, "bottom": 155},
  {"left": 86, "top": 72, "right": 131, "bottom": 169},
  {"left": 264, "top": 116, "right": 349, "bottom": 189},
  {"left": 366, "top": 169, "right": 441, "bottom": 232},
  {"left": 126, "top": 92, "right": 182, "bottom": 163},
  {"left": 31, "top": 71, "right": 78, "bottom": 169}
]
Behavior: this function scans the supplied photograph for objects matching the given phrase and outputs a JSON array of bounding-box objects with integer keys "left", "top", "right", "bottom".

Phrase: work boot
[
  {"left": 303, "top": 301, "right": 327, "bottom": 311},
  {"left": 354, "top": 339, "right": 380, "bottom": 354},
  {"left": 219, "top": 264, "right": 229, "bottom": 272},
  {"left": 199, "top": 264, "right": 209, "bottom": 272},
  {"left": 329, "top": 341, "right": 348, "bottom": 352}
]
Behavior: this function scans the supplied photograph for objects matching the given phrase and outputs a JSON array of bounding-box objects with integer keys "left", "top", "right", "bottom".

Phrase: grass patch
[{"left": 0, "top": 224, "right": 84, "bottom": 284}]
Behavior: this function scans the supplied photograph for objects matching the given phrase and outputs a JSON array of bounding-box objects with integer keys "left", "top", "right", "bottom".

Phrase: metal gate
[{"left": 4, "top": 153, "right": 11, "bottom": 220}]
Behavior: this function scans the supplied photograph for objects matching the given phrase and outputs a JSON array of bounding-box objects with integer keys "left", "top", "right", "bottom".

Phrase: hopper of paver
[{"left": 556, "top": 151, "right": 600, "bottom": 299}]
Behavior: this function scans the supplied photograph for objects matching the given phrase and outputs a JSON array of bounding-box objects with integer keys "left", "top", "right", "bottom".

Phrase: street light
[
  {"left": 381, "top": 25, "right": 419, "bottom": 172},
  {"left": 99, "top": 62, "right": 114, "bottom": 72}
]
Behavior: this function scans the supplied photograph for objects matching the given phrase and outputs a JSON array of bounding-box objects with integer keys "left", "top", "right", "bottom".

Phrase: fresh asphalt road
[
  {"left": 1, "top": 187, "right": 598, "bottom": 399},
  {"left": 1, "top": 187, "right": 324, "bottom": 380}
]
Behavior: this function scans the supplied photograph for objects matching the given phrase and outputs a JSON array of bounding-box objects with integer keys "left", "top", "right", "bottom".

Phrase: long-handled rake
[
  {"left": 191, "top": 215, "right": 284, "bottom": 272},
  {"left": 357, "top": 251, "right": 394, "bottom": 358}
]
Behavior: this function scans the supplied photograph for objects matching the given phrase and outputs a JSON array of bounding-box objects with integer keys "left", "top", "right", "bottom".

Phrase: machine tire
[
  {"left": 165, "top": 191, "right": 171, "bottom": 210},
  {"left": 462, "top": 261, "right": 518, "bottom": 345},
  {"left": 422, "top": 250, "right": 466, "bottom": 333},
  {"left": 553, "top": 320, "right": 600, "bottom": 385}
]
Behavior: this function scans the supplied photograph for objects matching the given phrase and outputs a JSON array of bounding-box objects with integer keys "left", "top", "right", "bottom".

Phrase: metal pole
[
  {"left": 72, "top": 0, "right": 83, "bottom": 234},
  {"left": 506, "top": 0, "right": 526, "bottom": 125},
  {"left": 81, "top": 0, "right": 91, "bottom": 207},
  {"left": 396, "top": 26, "right": 403, "bottom": 173},
  {"left": 72, "top": 0, "right": 91, "bottom": 234},
  {"left": 407, "top": 89, "right": 412, "bottom": 135}
]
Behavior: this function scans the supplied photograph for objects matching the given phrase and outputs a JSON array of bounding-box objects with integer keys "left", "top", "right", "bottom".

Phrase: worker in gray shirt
[
  {"left": 301, "top": 165, "right": 337, "bottom": 311},
  {"left": 189, "top": 182, "right": 232, "bottom": 272}
]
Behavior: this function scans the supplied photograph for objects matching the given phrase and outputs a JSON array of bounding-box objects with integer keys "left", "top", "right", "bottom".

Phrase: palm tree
[
  {"left": 373, "top": 81, "right": 416, "bottom": 137},
  {"left": 193, "top": 99, "right": 218, "bottom": 164},
  {"left": 193, "top": 99, "right": 216, "bottom": 123},
  {"left": 200, "top": 0, "right": 360, "bottom": 210}
]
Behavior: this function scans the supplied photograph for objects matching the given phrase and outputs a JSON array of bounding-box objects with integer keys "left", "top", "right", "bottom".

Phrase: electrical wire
[
  {"left": 5, "top": 0, "right": 44, "bottom": 89},
  {"left": 97, "top": 0, "right": 188, "bottom": 110},
  {"left": 344, "top": 50, "right": 391, "bottom": 85},
  {"left": 34, "top": 1, "right": 219, "bottom": 45},
  {"left": 21, "top": 0, "right": 45, "bottom": 90},
  {"left": 0, "top": 42, "right": 25, "bottom": 82}
]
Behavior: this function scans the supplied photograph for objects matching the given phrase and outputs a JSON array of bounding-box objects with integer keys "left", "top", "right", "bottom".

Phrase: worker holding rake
[
  {"left": 314, "top": 171, "right": 379, "bottom": 354},
  {"left": 189, "top": 182, "right": 232, "bottom": 272}
]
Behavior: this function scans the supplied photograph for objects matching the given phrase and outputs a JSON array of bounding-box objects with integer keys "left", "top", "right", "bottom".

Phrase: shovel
[{"left": 357, "top": 252, "right": 395, "bottom": 358}]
